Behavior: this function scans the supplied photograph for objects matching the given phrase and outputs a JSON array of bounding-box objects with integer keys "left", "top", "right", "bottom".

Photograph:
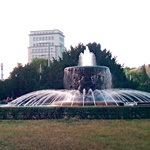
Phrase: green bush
[{"left": 0, "top": 106, "right": 150, "bottom": 120}]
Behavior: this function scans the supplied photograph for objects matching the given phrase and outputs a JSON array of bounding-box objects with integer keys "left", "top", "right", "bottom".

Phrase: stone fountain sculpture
[{"left": 64, "top": 47, "right": 112, "bottom": 92}]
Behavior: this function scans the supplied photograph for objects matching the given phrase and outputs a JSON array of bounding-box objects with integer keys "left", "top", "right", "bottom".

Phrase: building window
[{"left": 59, "top": 37, "right": 63, "bottom": 42}]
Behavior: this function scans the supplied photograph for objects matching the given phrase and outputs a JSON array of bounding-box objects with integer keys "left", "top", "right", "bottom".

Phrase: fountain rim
[{"left": 64, "top": 66, "right": 110, "bottom": 70}]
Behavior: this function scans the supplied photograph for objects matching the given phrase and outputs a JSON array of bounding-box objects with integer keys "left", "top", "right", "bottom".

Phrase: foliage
[
  {"left": 0, "top": 79, "right": 12, "bottom": 101},
  {"left": 124, "top": 65, "right": 150, "bottom": 92},
  {"left": 0, "top": 106, "right": 150, "bottom": 120},
  {"left": 30, "top": 58, "right": 47, "bottom": 70},
  {"left": 9, "top": 63, "right": 40, "bottom": 98}
]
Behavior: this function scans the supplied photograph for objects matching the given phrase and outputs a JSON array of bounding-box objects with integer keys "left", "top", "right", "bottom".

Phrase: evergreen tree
[{"left": 9, "top": 63, "right": 40, "bottom": 98}]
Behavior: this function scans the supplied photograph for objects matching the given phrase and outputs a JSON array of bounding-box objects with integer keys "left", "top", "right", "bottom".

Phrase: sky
[{"left": 0, "top": 0, "right": 150, "bottom": 79}]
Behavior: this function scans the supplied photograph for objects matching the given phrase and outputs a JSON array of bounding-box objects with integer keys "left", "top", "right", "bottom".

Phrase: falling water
[{"left": 6, "top": 89, "right": 150, "bottom": 106}]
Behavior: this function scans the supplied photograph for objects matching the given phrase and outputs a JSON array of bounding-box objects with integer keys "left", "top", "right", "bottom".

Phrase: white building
[{"left": 28, "top": 29, "right": 65, "bottom": 63}]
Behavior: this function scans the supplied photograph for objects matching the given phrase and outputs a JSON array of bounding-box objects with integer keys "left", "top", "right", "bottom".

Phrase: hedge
[{"left": 0, "top": 106, "right": 150, "bottom": 120}]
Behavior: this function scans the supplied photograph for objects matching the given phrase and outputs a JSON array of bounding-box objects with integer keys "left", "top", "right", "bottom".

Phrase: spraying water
[{"left": 78, "top": 47, "right": 96, "bottom": 66}]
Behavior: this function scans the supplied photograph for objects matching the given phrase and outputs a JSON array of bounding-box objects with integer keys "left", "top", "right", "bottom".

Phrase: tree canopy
[{"left": 124, "top": 65, "right": 150, "bottom": 92}]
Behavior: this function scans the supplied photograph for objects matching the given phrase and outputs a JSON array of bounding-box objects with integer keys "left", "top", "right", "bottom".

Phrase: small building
[{"left": 28, "top": 29, "right": 66, "bottom": 63}]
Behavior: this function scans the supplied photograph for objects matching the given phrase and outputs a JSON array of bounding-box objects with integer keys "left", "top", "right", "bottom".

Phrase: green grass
[{"left": 0, "top": 119, "right": 150, "bottom": 150}]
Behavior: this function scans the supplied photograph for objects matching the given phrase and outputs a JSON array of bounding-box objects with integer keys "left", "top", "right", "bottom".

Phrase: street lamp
[{"left": 39, "top": 41, "right": 50, "bottom": 67}]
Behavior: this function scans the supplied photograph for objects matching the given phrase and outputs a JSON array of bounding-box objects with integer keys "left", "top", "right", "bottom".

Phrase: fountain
[{"left": 7, "top": 47, "right": 150, "bottom": 106}]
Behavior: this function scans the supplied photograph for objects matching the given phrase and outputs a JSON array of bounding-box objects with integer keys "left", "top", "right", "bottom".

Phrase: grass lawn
[{"left": 0, "top": 119, "right": 150, "bottom": 150}]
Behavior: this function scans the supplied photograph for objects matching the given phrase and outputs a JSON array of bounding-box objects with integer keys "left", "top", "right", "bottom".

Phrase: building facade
[{"left": 28, "top": 29, "right": 65, "bottom": 63}]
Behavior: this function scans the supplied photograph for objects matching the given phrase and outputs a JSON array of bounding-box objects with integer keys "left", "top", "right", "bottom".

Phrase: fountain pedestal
[{"left": 64, "top": 66, "right": 112, "bottom": 92}]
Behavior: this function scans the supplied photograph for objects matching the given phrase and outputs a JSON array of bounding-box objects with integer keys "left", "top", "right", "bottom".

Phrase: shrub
[{"left": 0, "top": 106, "right": 150, "bottom": 120}]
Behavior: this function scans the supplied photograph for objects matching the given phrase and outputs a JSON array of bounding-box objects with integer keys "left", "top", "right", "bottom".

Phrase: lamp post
[
  {"left": 39, "top": 41, "right": 50, "bottom": 67},
  {"left": 47, "top": 42, "right": 50, "bottom": 67}
]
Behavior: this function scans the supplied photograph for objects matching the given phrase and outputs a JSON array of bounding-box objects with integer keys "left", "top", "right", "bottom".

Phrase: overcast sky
[{"left": 0, "top": 0, "right": 150, "bottom": 79}]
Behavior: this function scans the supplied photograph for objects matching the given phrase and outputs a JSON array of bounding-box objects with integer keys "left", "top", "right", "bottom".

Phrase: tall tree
[
  {"left": 126, "top": 65, "right": 150, "bottom": 92},
  {"left": 9, "top": 63, "right": 40, "bottom": 98}
]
